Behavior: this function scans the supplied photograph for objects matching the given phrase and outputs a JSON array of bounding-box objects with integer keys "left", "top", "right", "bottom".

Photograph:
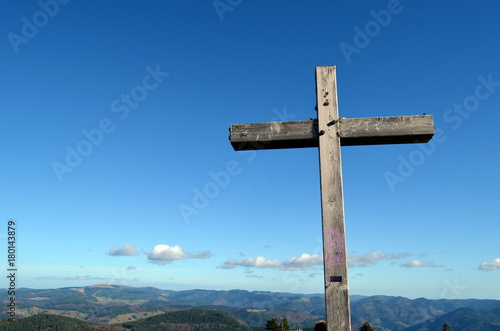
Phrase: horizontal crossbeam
[{"left": 230, "top": 115, "right": 434, "bottom": 150}]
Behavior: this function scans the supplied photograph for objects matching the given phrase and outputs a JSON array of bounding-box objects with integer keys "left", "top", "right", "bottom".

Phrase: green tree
[
  {"left": 265, "top": 318, "right": 280, "bottom": 331},
  {"left": 360, "top": 321, "right": 374, "bottom": 331},
  {"left": 282, "top": 317, "right": 290, "bottom": 331},
  {"left": 442, "top": 323, "right": 451, "bottom": 331}
]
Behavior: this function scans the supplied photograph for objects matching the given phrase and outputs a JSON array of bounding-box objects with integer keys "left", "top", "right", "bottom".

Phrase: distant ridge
[
  {"left": 0, "top": 285, "right": 499, "bottom": 330},
  {"left": 351, "top": 296, "right": 500, "bottom": 330},
  {"left": 405, "top": 307, "right": 500, "bottom": 331}
]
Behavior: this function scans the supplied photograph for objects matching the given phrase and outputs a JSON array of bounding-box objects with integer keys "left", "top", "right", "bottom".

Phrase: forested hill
[
  {"left": 120, "top": 309, "right": 256, "bottom": 330},
  {"left": 404, "top": 307, "right": 500, "bottom": 331},
  {"left": 0, "top": 314, "right": 127, "bottom": 331},
  {"left": 0, "top": 311, "right": 260, "bottom": 331},
  {"left": 1, "top": 285, "right": 500, "bottom": 330}
]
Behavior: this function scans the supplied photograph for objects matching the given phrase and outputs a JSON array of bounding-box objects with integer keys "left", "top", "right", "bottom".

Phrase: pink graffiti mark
[{"left": 324, "top": 227, "right": 346, "bottom": 267}]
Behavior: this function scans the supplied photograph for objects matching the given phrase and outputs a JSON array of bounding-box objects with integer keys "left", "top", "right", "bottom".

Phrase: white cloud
[
  {"left": 220, "top": 251, "right": 412, "bottom": 271},
  {"left": 391, "top": 252, "right": 413, "bottom": 259},
  {"left": 190, "top": 250, "right": 212, "bottom": 259},
  {"left": 400, "top": 260, "right": 439, "bottom": 268},
  {"left": 282, "top": 254, "right": 323, "bottom": 270},
  {"left": 147, "top": 244, "right": 211, "bottom": 265},
  {"left": 479, "top": 258, "right": 500, "bottom": 271},
  {"left": 108, "top": 243, "right": 138, "bottom": 256},
  {"left": 348, "top": 251, "right": 411, "bottom": 267},
  {"left": 126, "top": 266, "right": 137, "bottom": 270},
  {"left": 218, "top": 254, "right": 322, "bottom": 271},
  {"left": 401, "top": 260, "right": 426, "bottom": 267},
  {"left": 219, "top": 256, "right": 282, "bottom": 269}
]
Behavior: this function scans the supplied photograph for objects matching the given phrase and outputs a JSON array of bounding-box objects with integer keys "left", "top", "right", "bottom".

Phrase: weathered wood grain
[
  {"left": 230, "top": 115, "right": 434, "bottom": 150},
  {"left": 228, "top": 65, "right": 436, "bottom": 331},
  {"left": 339, "top": 115, "right": 434, "bottom": 146},
  {"left": 230, "top": 120, "right": 319, "bottom": 150},
  {"left": 316, "top": 66, "right": 351, "bottom": 331}
]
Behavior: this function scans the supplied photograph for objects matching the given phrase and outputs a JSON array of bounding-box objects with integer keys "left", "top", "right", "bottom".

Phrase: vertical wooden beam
[{"left": 316, "top": 66, "right": 351, "bottom": 330}]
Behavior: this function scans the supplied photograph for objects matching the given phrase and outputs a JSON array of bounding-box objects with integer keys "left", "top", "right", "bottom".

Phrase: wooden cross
[{"left": 228, "top": 66, "right": 434, "bottom": 330}]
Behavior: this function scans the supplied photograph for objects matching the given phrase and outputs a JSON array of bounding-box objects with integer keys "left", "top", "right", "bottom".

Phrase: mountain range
[{"left": 1, "top": 284, "right": 499, "bottom": 330}]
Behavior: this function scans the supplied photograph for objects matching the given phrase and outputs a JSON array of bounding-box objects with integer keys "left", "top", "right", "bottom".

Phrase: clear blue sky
[{"left": 1, "top": 1, "right": 499, "bottom": 300}]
